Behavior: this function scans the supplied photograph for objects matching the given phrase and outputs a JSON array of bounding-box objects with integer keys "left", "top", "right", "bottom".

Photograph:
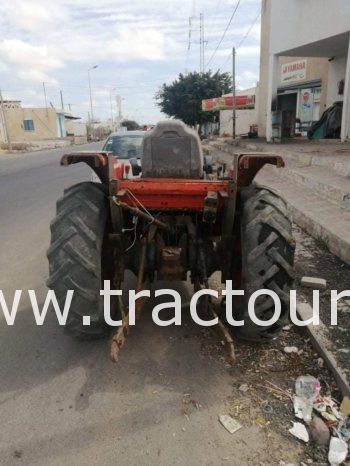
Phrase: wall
[
  {"left": 220, "top": 88, "right": 258, "bottom": 137},
  {"left": 4, "top": 107, "right": 58, "bottom": 141},
  {"left": 327, "top": 57, "right": 347, "bottom": 106},
  {"left": 65, "top": 118, "right": 75, "bottom": 135},
  {"left": 220, "top": 109, "right": 257, "bottom": 136},
  {"left": 73, "top": 121, "right": 87, "bottom": 136},
  {"left": 72, "top": 121, "right": 88, "bottom": 144},
  {"left": 0, "top": 107, "right": 8, "bottom": 142},
  {"left": 269, "top": 0, "right": 350, "bottom": 55}
]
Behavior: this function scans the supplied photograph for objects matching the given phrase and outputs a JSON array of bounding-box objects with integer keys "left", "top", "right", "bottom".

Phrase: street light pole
[
  {"left": 232, "top": 47, "right": 236, "bottom": 139},
  {"left": 116, "top": 95, "right": 123, "bottom": 128},
  {"left": 110, "top": 87, "right": 117, "bottom": 130},
  {"left": 42, "top": 82, "right": 48, "bottom": 116},
  {"left": 88, "top": 65, "right": 98, "bottom": 128}
]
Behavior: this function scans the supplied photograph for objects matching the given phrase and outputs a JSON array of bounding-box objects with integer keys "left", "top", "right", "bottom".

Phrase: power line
[
  {"left": 221, "top": 9, "right": 261, "bottom": 68},
  {"left": 237, "top": 10, "right": 261, "bottom": 49},
  {"left": 205, "top": 0, "right": 242, "bottom": 68}
]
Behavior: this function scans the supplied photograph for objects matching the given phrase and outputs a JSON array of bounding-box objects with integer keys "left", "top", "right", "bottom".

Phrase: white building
[
  {"left": 220, "top": 87, "right": 258, "bottom": 137},
  {"left": 259, "top": 0, "right": 350, "bottom": 141}
]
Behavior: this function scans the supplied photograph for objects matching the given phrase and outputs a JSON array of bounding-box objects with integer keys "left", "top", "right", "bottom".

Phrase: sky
[{"left": 0, "top": 0, "right": 261, "bottom": 125}]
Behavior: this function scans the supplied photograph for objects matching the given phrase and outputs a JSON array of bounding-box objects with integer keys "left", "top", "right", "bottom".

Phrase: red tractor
[{"left": 47, "top": 120, "right": 295, "bottom": 358}]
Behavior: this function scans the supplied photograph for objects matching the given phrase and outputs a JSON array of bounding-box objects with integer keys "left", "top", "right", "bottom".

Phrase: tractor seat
[{"left": 141, "top": 120, "right": 203, "bottom": 179}]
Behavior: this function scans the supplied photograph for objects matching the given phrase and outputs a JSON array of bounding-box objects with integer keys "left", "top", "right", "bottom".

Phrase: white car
[{"left": 91, "top": 130, "right": 145, "bottom": 182}]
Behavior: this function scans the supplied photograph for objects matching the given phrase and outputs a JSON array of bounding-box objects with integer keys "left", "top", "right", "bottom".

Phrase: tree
[
  {"left": 121, "top": 119, "right": 141, "bottom": 130},
  {"left": 155, "top": 71, "right": 232, "bottom": 133}
]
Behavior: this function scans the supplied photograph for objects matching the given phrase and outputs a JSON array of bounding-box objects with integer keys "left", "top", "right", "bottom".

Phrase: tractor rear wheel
[
  {"left": 232, "top": 184, "right": 295, "bottom": 342},
  {"left": 47, "top": 182, "right": 115, "bottom": 340}
]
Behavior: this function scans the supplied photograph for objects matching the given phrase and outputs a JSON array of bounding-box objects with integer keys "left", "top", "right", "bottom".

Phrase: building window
[{"left": 23, "top": 119, "right": 35, "bottom": 131}]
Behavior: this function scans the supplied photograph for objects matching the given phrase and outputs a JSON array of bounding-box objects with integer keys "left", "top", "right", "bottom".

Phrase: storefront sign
[
  {"left": 281, "top": 60, "right": 307, "bottom": 84},
  {"left": 202, "top": 94, "right": 255, "bottom": 111}
]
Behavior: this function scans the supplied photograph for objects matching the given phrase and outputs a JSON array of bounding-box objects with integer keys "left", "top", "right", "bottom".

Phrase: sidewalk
[
  {"left": 205, "top": 138, "right": 350, "bottom": 265},
  {"left": 1, "top": 137, "right": 88, "bottom": 155},
  {"left": 210, "top": 138, "right": 350, "bottom": 175}
]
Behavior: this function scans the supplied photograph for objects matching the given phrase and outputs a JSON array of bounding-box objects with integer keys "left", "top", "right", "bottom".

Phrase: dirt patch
[
  {"left": 294, "top": 225, "right": 350, "bottom": 378},
  {"left": 197, "top": 320, "right": 341, "bottom": 464}
]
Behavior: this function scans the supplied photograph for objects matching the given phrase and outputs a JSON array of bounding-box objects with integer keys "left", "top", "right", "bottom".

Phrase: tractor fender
[
  {"left": 60, "top": 151, "right": 110, "bottom": 183},
  {"left": 236, "top": 153, "right": 284, "bottom": 186}
]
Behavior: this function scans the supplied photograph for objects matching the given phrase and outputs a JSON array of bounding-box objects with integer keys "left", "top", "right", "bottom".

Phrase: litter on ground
[
  {"left": 218, "top": 415, "right": 243, "bottom": 435},
  {"left": 289, "top": 422, "right": 309, "bottom": 443}
]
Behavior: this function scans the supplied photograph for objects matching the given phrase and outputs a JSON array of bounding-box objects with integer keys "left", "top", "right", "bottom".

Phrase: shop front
[{"left": 277, "top": 80, "right": 322, "bottom": 138}]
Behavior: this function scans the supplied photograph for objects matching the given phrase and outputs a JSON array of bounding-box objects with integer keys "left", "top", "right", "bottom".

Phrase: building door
[
  {"left": 56, "top": 114, "right": 66, "bottom": 138},
  {"left": 281, "top": 110, "right": 296, "bottom": 137},
  {"left": 278, "top": 92, "right": 297, "bottom": 138}
]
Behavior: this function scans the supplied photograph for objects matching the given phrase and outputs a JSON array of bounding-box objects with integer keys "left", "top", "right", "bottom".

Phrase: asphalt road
[{"left": 0, "top": 145, "right": 299, "bottom": 465}]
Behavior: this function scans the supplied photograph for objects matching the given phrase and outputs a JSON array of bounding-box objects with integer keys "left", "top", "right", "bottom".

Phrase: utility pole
[
  {"left": 201, "top": 13, "right": 205, "bottom": 73},
  {"left": 199, "top": 13, "right": 205, "bottom": 73},
  {"left": 185, "top": 16, "right": 192, "bottom": 74},
  {"left": 43, "top": 82, "right": 48, "bottom": 116},
  {"left": 88, "top": 65, "right": 98, "bottom": 126},
  {"left": 60, "top": 90, "right": 64, "bottom": 110},
  {"left": 187, "top": 14, "right": 205, "bottom": 74},
  {"left": 232, "top": 47, "right": 236, "bottom": 139},
  {"left": 199, "top": 13, "right": 202, "bottom": 73},
  {"left": 110, "top": 96, "right": 114, "bottom": 128},
  {"left": 116, "top": 95, "right": 122, "bottom": 120},
  {"left": 110, "top": 88, "right": 117, "bottom": 130},
  {"left": 0, "top": 90, "right": 12, "bottom": 152}
]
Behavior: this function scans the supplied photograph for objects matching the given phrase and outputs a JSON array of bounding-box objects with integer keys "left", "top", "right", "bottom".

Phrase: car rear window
[{"left": 103, "top": 135, "right": 143, "bottom": 159}]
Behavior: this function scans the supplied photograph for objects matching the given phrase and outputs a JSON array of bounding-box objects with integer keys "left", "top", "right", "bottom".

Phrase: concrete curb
[
  {"left": 287, "top": 203, "right": 350, "bottom": 266},
  {"left": 297, "top": 302, "right": 350, "bottom": 397}
]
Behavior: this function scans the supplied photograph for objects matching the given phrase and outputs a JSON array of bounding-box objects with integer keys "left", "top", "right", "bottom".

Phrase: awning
[
  {"left": 278, "top": 79, "right": 322, "bottom": 94},
  {"left": 64, "top": 114, "right": 81, "bottom": 120}
]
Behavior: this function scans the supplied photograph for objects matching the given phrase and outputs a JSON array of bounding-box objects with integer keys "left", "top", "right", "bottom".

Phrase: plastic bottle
[{"left": 294, "top": 375, "right": 319, "bottom": 423}]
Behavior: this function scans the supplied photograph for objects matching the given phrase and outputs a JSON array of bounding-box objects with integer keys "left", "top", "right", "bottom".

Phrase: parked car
[{"left": 91, "top": 130, "right": 145, "bottom": 182}]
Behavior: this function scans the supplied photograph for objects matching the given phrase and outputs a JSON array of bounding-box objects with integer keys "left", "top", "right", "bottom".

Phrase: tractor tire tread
[
  {"left": 47, "top": 182, "right": 111, "bottom": 340},
  {"left": 232, "top": 184, "right": 295, "bottom": 342}
]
